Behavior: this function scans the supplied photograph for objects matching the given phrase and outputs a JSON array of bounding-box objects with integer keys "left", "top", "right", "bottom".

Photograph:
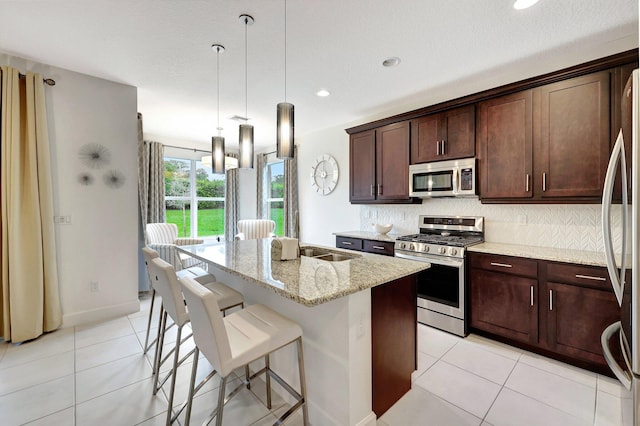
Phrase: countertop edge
[{"left": 467, "top": 242, "right": 611, "bottom": 268}]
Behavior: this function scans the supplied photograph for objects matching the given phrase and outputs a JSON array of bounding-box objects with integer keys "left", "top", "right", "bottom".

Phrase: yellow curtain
[{"left": 0, "top": 66, "right": 61, "bottom": 342}]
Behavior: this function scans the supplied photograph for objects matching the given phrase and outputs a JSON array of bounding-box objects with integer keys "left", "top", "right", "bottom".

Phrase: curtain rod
[
  {"left": 162, "top": 143, "right": 210, "bottom": 154},
  {"left": 18, "top": 72, "right": 56, "bottom": 86}
]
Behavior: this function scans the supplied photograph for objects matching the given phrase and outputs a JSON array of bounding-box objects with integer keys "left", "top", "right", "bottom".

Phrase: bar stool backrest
[
  {"left": 180, "top": 275, "right": 233, "bottom": 376},
  {"left": 149, "top": 257, "right": 189, "bottom": 327},
  {"left": 141, "top": 247, "right": 160, "bottom": 287}
]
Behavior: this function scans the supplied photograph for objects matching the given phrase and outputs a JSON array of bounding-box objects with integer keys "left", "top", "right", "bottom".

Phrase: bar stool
[
  {"left": 141, "top": 247, "right": 244, "bottom": 361},
  {"left": 147, "top": 257, "right": 244, "bottom": 425},
  {"left": 179, "top": 275, "right": 309, "bottom": 426}
]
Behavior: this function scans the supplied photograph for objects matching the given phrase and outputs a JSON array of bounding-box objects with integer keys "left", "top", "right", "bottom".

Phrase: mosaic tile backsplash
[{"left": 360, "top": 199, "right": 628, "bottom": 253}]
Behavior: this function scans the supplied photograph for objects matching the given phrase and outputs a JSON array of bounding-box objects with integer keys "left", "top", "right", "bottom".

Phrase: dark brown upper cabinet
[
  {"left": 349, "top": 122, "right": 415, "bottom": 204},
  {"left": 534, "top": 71, "right": 611, "bottom": 200},
  {"left": 477, "top": 90, "right": 534, "bottom": 200},
  {"left": 410, "top": 105, "right": 475, "bottom": 164},
  {"left": 478, "top": 71, "right": 612, "bottom": 203}
]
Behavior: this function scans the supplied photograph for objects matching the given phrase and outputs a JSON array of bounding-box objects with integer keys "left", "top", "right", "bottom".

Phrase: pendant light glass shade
[
  {"left": 239, "top": 124, "right": 254, "bottom": 168},
  {"left": 212, "top": 136, "right": 225, "bottom": 174},
  {"left": 277, "top": 102, "right": 294, "bottom": 159}
]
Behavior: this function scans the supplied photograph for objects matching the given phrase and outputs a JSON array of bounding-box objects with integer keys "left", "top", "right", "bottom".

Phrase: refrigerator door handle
[
  {"left": 601, "top": 321, "right": 632, "bottom": 390},
  {"left": 602, "top": 129, "right": 627, "bottom": 306}
]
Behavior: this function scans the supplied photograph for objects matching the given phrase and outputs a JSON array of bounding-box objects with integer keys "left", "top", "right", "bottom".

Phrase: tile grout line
[{"left": 479, "top": 351, "right": 522, "bottom": 424}]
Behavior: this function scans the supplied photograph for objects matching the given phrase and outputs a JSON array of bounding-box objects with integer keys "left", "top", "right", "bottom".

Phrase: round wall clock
[{"left": 310, "top": 154, "right": 339, "bottom": 195}]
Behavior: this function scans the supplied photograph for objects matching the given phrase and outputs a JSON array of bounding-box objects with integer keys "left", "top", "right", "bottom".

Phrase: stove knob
[
  {"left": 439, "top": 247, "right": 446, "bottom": 254},
  {"left": 423, "top": 245, "right": 430, "bottom": 253},
  {"left": 400, "top": 243, "right": 406, "bottom": 249},
  {"left": 409, "top": 244, "right": 416, "bottom": 251},
  {"left": 450, "top": 248, "right": 458, "bottom": 256}
]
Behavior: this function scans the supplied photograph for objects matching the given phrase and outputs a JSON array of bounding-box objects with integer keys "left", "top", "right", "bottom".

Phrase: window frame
[{"left": 164, "top": 156, "right": 226, "bottom": 240}]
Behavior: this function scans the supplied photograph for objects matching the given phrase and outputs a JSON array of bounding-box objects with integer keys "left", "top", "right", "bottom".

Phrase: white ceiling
[{"left": 0, "top": 0, "right": 638, "bottom": 151}]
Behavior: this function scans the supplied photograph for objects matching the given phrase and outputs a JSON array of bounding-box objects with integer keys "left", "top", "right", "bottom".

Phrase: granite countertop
[
  {"left": 333, "top": 231, "right": 400, "bottom": 242},
  {"left": 468, "top": 242, "right": 620, "bottom": 267},
  {"left": 177, "top": 239, "right": 429, "bottom": 307}
]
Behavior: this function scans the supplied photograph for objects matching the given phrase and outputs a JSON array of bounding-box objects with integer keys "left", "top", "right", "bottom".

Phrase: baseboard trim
[
  {"left": 356, "top": 412, "right": 377, "bottom": 426},
  {"left": 61, "top": 299, "right": 140, "bottom": 328}
]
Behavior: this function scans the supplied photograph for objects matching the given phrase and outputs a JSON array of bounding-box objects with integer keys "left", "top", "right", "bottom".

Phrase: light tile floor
[
  {"left": 379, "top": 325, "right": 634, "bottom": 426},
  {"left": 0, "top": 294, "right": 633, "bottom": 425}
]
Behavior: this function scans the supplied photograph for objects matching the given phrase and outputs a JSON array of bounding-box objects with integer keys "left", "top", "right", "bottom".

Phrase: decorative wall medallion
[
  {"left": 77, "top": 172, "right": 94, "bottom": 186},
  {"left": 79, "top": 143, "right": 111, "bottom": 169},
  {"left": 103, "top": 170, "right": 125, "bottom": 189},
  {"left": 310, "top": 154, "right": 339, "bottom": 195}
]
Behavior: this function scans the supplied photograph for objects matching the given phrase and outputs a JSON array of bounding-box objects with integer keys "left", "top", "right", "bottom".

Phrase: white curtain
[
  {"left": 224, "top": 153, "right": 239, "bottom": 241},
  {"left": 283, "top": 147, "right": 299, "bottom": 238},
  {"left": 0, "top": 67, "right": 62, "bottom": 342}
]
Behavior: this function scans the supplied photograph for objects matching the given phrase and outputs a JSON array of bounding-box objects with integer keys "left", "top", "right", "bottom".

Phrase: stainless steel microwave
[{"left": 409, "top": 158, "right": 476, "bottom": 198}]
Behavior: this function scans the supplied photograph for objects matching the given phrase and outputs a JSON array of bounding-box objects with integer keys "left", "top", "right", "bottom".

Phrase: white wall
[
  {"left": 296, "top": 125, "right": 360, "bottom": 246},
  {"left": 1, "top": 52, "right": 139, "bottom": 326}
]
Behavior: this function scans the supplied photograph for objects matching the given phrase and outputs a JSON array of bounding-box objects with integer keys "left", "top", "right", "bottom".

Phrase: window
[
  {"left": 265, "top": 159, "right": 284, "bottom": 236},
  {"left": 164, "top": 157, "right": 225, "bottom": 239}
]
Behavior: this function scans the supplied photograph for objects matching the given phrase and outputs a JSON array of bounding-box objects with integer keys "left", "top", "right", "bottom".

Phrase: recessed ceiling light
[
  {"left": 513, "top": 0, "right": 539, "bottom": 10},
  {"left": 316, "top": 89, "right": 330, "bottom": 97},
  {"left": 382, "top": 57, "right": 401, "bottom": 67}
]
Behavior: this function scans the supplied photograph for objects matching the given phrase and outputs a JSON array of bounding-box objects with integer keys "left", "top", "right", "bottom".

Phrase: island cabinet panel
[
  {"left": 410, "top": 105, "right": 475, "bottom": 164},
  {"left": 371, "top": 274, "right": 417, "bottom": 416},
  {"left": 349, "top": 130, "right": 376, "bottom": 202},
  {"left": 469, "top": 266, "right": 539, "bottom": 345},
  {"left": 477, "top": 90, "right": 534, "bottom": 200},
  {"left": 534, "top": 71, "right": 611, "bottom": 199}
]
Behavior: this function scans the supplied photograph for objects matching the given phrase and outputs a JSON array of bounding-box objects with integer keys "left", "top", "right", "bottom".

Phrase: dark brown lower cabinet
[
  {"left": 470, "top": 269, "right": 538, "bottom": 345},
  {"left": 469, "top": 252, "right": 620, "bottom": 373},
  {"left": 371, "top": 274, "right": 416, "bottom": 417},
  {"left": 545, "top": 282, "right": 620, "bottom": 365}
]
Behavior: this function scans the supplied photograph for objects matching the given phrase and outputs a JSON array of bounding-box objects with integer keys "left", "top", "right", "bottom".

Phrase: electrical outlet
[{"left": 90, "top": 281, "right": 99, "bottom": 292}]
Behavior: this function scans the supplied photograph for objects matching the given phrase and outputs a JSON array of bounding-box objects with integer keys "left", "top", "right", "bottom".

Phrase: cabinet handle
[
  {"left": 530, "top": 286, "right": 534, "bottom": 306},
  {"left": 436, "top": 141, "right": 440, "bottom": 156},
  {"left": 549, "top": 289, "right": 553, "bottom": 311},
  {"left": 575, "top": 274, "right": 607, "bottom": 281},
  {"left": 525, "top": 174, "right": 530, "bottom": 192},
  {"left": 378, "top": 184, "right": 382, "bottom": 195},
  {"left": 490, "top": 262, "right": 513, "bottom": 268},
  {"left": 543, "top": 172, "right": 547, "bottom": 192},
  {"left": 370, "top": 184, "right": 375, "bottom": 196},
  {"left": 441, "top": 140, "right": 446, "bottom": 155},
  {"left": 372, "top": 245, "right": 385, "bottom": 250},
  {"left": 341, "top": 241, "right": 352, "bottom": 245}
]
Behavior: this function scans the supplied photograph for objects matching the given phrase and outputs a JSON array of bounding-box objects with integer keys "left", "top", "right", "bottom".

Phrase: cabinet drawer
[
  {"left": 546, "top": 262, "right": 611, "bottom": 290},
  {"left": 336, "top": 236, "right": 363, "bottom": 251},
  {"left": 470, "top": 253, "right": 537, "bottom": 278},
  {"left": 363, "top": 240, "right": 394, "bottom": 256}
]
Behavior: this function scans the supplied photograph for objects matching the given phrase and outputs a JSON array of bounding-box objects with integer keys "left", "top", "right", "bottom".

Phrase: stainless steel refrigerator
[{"left": 602, "top": 68, "right": 639, "bottom": 425}]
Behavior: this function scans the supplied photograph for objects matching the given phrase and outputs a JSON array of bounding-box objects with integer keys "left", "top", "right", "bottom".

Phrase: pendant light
[
  {"left": 211, "top": 44, "right": 226, "bottom": 174},
  {"left": 276, "top": 0, "right": 294, "bottom": 159},
  {"left": 239, "top": 14, "right": 255, "bottom": 169}
]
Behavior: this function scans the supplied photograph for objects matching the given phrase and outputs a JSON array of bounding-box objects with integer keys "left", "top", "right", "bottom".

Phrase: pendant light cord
[
  {"left": 245, "top": 17, "right": 248, "bottom": 120},
  {"left": 284, "top": 0, "right": 287, "bottom": 102},
  {"left": 216, "top": 45, "right": 221, "bottom": 136}
]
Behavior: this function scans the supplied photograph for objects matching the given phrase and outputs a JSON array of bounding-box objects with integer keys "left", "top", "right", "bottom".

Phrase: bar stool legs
[
  {"left": 142, "top": 289, "right": 156, "bottom": 354},
  {"left": 297, "top": 337, "right": 310, "bottom": 425}
]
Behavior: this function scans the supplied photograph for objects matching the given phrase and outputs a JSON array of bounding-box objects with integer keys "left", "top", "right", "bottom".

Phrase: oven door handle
[{"left": 395, "top": 252, "right": 463, "bottom": 267}]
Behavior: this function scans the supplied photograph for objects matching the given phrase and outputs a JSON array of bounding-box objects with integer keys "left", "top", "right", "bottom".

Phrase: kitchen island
[{"left": 177, "top": 239, "right": 429, "bottom": 425}]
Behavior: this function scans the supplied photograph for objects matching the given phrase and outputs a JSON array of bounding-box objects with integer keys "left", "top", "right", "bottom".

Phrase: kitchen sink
[{"left": 300, "top": 247, "right": 360, "bottom": 262}]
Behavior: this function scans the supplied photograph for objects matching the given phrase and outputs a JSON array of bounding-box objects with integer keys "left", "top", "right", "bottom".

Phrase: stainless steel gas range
[{"left": 394, "top": 215, "right": 484, "bottom": 336}]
